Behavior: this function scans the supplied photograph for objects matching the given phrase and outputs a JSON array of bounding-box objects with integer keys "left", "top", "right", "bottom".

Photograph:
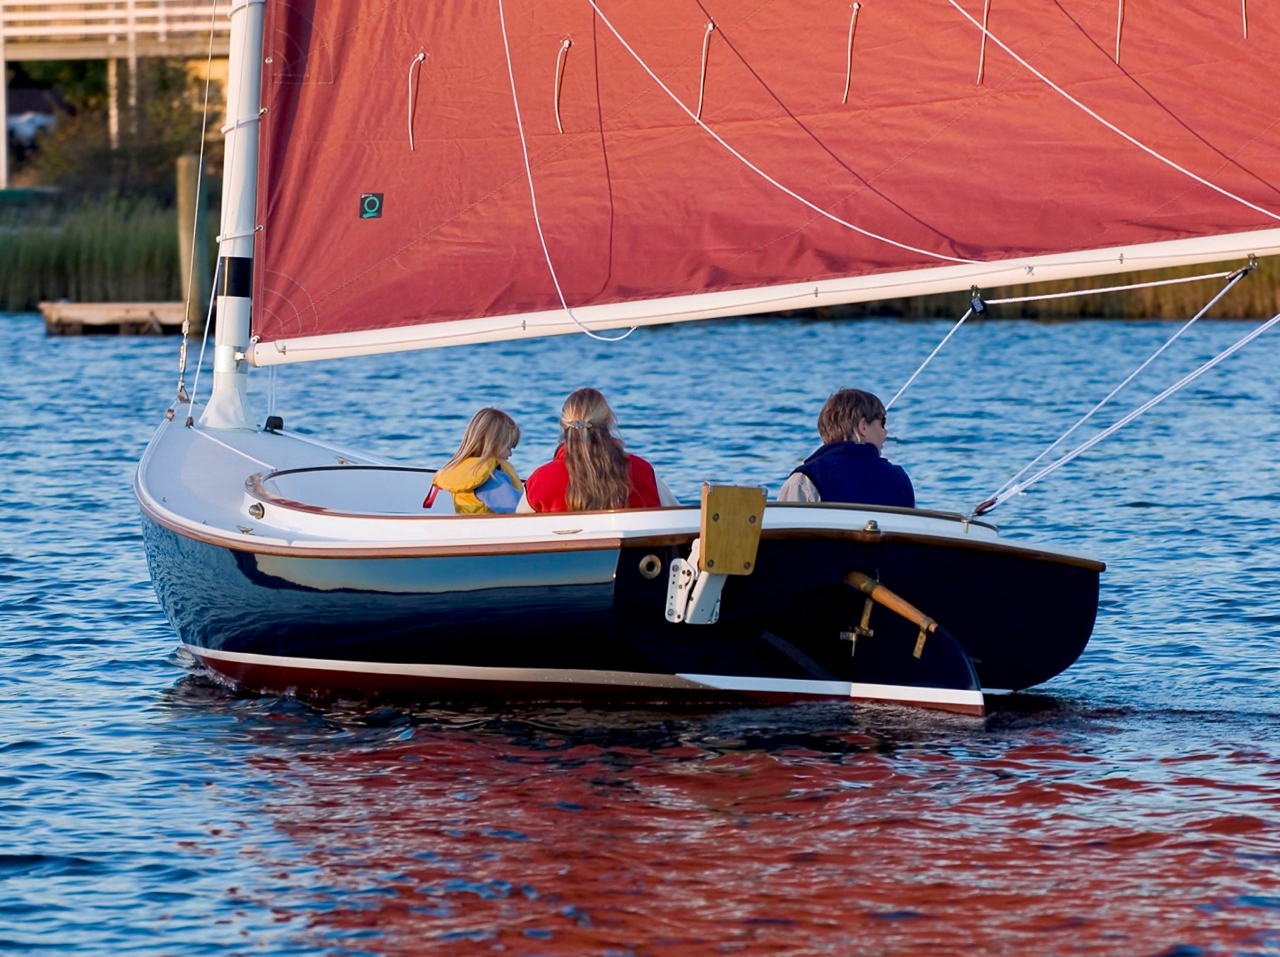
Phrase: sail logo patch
[{"left": 360, "top": 193, "right": 383, "bottom": 219}]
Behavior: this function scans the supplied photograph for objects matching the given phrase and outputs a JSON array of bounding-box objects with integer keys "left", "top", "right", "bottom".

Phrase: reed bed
[
  {"left": 0, "top": 201, "right": 184, "bottom": 312},
  {"left": 2, "top": 200, "right": 1276, "bottom": 320},
  {"left": 813, "top": 255, "right": 1280, "bottom": 321}
]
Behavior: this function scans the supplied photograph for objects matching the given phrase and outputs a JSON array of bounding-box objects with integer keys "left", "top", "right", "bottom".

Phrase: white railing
[{"left": 1, "top": 0, "right": 230, "bottom": 47}]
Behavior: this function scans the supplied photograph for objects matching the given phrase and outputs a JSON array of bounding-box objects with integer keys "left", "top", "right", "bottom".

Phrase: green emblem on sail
[{"left": 360, "top": 193, "right": 383, "bottom": 219}]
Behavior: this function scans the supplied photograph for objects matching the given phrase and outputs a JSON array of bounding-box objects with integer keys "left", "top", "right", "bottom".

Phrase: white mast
[{"left": 201, "top": 0, "right": 265, "bottom": 430}]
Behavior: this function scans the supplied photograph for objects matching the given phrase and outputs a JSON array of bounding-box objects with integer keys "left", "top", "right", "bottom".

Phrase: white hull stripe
[{"left": 188, "top": 646, "right": 985, "bottom": 709}]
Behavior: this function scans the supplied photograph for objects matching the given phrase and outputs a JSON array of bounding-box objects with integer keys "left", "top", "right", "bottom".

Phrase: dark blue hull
[{"left": 143, "top": 511, "right": 1100, "bottom": 712}]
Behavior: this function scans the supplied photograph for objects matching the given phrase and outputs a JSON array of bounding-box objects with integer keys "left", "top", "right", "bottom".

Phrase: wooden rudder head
[{"left": 698, "top": 484, "right": 766, "bottom": 576}]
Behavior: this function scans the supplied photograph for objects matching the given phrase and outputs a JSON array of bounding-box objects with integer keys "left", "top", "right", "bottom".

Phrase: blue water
[{"left": 4, "top": 311, "right": 1280, "bottom": 955}]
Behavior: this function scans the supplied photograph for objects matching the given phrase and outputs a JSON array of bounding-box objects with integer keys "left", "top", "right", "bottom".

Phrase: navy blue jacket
[{"left": 793, "top": 441, "right": 915, "bottom": 508}]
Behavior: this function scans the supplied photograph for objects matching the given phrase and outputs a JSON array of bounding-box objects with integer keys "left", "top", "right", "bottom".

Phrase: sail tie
[
  {"left": 554, "top": 37, "right": 572, "bottom": 133},
  {"left": 408, "top": 51, "right": 427, "bottom": 151},
  {"left": 972, "top": 264, "right": 1264, "bottom": 517},
  {"left": 695, "top": 21, "right": 715, "bottom": 122},
  {"left": 976, "top": 0, "right": 992, "bottom": 84},
  {"left": 588, "top": 0, "right": 981, "bottom": 266},
  {"left": 842, "top": 3, "right": 862, "bottom": 104},
  {"left": 497, "top": 0, "right": 636, "bottom": 342},
  {"left": 1113, "top": 0, "right": 1124, "bottom": 65},
  {"left": 945, "top": 0, "right": 1280, "bottom": 223}
]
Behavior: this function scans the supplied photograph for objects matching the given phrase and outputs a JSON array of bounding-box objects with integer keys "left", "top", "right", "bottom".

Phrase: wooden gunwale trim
[{"left": 628, "top": 527, "right": 1106, "bottom": 572}]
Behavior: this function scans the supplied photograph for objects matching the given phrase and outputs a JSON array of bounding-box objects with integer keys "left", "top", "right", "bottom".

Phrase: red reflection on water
[{"left": 245, "top": 716, "right": 1280, "bottom": 956}]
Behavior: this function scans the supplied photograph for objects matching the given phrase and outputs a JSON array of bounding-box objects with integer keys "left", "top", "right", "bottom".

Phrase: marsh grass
[
  {"left": 809, "top": 255, "right": 1280, "bottom": 321},
  {"left": 0, "top": 199, "right": 191, "bottom": 311},
  {"left": 2, "top": 198, "right": 1276, "bottom": 320}
]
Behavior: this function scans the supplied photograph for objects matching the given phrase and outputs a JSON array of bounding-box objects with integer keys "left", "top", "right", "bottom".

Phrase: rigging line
[
  {"left": 174, "top": 0, "right": 222, "bottom": 406},
  {"left": 189, "top": 0, "right": 254, "bottom": 426},
  {"left": 987, "top": 268, "right": 1237, "bottom": 304},
  {"left": 407, "top": 51, "right": 426, "bottom": 151},
  {"left": 554, "top": 37, "right": 571, "bottom": 133},
  {"left": 982, "top": 263, "right": 1253, "bottom": 509},
  {"left": 186, "top": 261, "right": 220, "bottom": 427},
  {"left": 976, "top": 0, "right": 992, "bottom": 84},
  {"left": 497, "top": 0, "right": 636, "bottom": 342},
  {"left": 973, "top": 306, "right": 1280, "bottom": 517},
  {"left": 944, "top": 0, "right": 1280, "bottom": 223},
  {"left": 842, "top": 3, "right": 861, "bottom": 105},
  {"left": 695, "top": 21, "right": 715, "bottom": 121},
  {"left": 587, "top": 0, "right": 982, "bottom": 266},
  {"left": 885, "top": 307, "right": 974, "bottom": 411}
]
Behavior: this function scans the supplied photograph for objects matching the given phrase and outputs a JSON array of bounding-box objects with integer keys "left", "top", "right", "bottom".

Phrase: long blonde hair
[
  {"left": 441, "top": 408, "right": 520, "bottom": 472},
  {"left": 560, "top": 388, "right": 630, "bottom": 510}
]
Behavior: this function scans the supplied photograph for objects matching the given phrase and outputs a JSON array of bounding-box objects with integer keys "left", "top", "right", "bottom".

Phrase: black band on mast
[{"left": 218, "top": 256, "right": 254, "bottom": 298}]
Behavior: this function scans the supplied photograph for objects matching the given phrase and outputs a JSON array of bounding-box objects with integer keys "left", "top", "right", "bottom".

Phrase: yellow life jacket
[{"left": 432, "top": 457, "right": 523, "bottom": 514}]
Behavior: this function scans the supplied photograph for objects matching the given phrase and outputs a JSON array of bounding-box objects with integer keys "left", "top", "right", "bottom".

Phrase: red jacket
[{"left": 525, "top": 446, "right": 661, "bottom": 512}]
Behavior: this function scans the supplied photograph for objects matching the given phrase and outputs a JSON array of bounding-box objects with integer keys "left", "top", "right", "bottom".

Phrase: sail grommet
[{"left": 638, "top": 554, "right": 663, "bottom": 579}]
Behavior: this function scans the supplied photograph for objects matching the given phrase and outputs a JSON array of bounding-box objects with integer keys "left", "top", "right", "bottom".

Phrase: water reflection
[{"left": 162, "top": 680, "right": 1280, "bottom": 956}]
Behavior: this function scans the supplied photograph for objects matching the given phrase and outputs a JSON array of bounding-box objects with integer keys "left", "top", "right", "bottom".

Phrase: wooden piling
[{"left": 176, "top": 154, "right": 211, "bottom": 333}]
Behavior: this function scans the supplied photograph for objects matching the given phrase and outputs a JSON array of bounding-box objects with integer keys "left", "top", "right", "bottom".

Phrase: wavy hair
[
  {"left": 559, "top": 388, "right": 631, "bottom": 510},
  {"left": 817, "top": 389, "right": 886, "bottom": 444},
  {"left": 441, "top": 408, "right": 520, "bottom": 472}
]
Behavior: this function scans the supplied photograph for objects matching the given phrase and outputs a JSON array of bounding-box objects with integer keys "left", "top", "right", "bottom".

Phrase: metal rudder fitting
[{"left": 666, "top": 484, "right": 766, "bottom": 624}]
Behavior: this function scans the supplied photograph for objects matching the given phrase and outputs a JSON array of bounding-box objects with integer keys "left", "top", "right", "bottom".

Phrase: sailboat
[{"left": 136, "top": 0, "right": 1280, "bottom": 716}]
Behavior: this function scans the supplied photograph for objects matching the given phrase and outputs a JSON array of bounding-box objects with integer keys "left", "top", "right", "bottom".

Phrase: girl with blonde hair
[
  {"left": 521, "top": 388, "right": 677, "bottom": 512},
  {"left": 426, "top": 408, "right": 523, "bottom": 514}
]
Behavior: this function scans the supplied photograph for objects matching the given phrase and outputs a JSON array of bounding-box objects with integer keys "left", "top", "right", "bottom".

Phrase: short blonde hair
[{"left": 817, "top": 389, "right": 886, "bottom": 444}]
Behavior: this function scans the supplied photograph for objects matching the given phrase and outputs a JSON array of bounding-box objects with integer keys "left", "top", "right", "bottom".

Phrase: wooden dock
[{"left": 40, "top": 302, "right": 197, "bottom": 336}]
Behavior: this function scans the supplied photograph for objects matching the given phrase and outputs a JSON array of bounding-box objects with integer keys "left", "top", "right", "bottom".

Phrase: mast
[{"left": 200, "top": 0, "right": 265, "bottom": 430}]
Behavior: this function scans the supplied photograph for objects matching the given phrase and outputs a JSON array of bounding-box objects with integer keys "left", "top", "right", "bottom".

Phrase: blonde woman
[
  {"left": 520, "top": 388, "right": 677, "bottom": 512},
  {"left": 426, "top": 408, "right": 523, "bottom": 514}
]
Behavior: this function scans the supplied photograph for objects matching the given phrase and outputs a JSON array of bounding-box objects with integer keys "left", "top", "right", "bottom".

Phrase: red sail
[{"left": 252, "top": 0, "right": 1280, "bottom": 347}]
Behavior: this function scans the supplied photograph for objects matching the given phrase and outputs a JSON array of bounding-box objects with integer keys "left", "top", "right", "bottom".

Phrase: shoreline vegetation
[{"left": 2, "top": 198, "right": 1275, "bottom": 319}]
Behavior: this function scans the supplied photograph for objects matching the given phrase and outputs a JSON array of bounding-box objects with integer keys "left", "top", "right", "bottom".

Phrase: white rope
[
  {"left": 976, "top": 0, "right": 991, "bottom": 84},
  {"left": 973, "top": 303, "right": 1278, "bottom": 518},
  {"left": 497, "top": 0, "right": 636, "bottom": 342},
  {"left": 987, "top": 268, "right": 1237, "bottom": 305},
  {"left": 407, "top": 51, "right": 426, "bottom": 151},
  {"left": 885, "top": 307, "right": 973, "bottom": 411},
  {"left": 1242, "top": 0, "right": 1248, "bottom": 39},
  {"left": 695, "top": 21, "right": 715, "bottom": 122},
  {"left": 589, "top": 0, "right": 981, "bottom": 265},
  {"left": 175, "top": 0, "right": 221, "bottom": 405},
  {"left": 554, "top": 37, "right": 571, "bottom": 133},
  {"left": 980, "top": 266, "right": 1252, "bottom": 511},
  {"left": 945, "top": 0, "right": 1280, "bottom": 223},
  {"left": 1113, "top": 0, "right": 1124, "bottom": 65},
  {"left": 842, "top": 3, "right": 862, "bottom": 105},
  {"left": 885, "top": 270, "right": 1238, "bottom": 411}
]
